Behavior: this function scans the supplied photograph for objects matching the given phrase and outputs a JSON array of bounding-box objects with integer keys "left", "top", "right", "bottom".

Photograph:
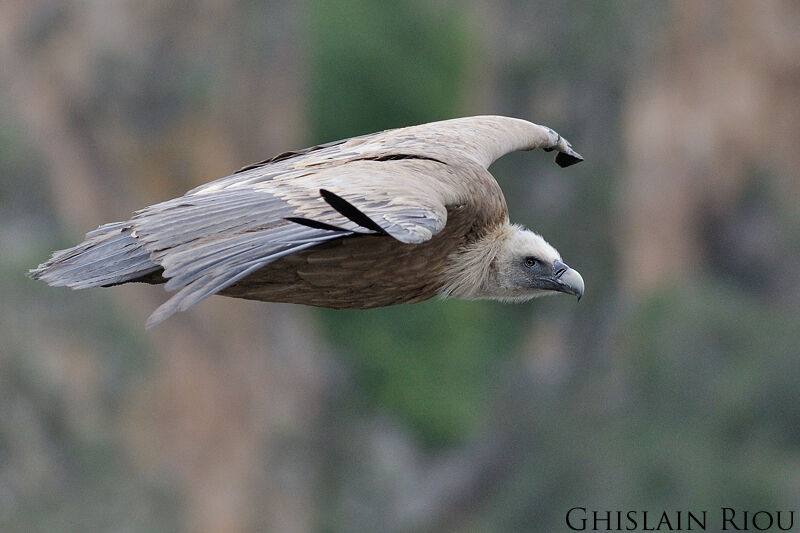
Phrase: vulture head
[
  {"left": 489, "top": 226, "right": 584, "bottom": 301},
  {"left": 441, "top": 224, "right": 584, "bottom": 303}
]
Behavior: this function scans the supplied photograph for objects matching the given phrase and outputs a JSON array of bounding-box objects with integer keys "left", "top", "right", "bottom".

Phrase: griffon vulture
[{"left": 30, "top": 115, "right": 585, "bottom": 327}]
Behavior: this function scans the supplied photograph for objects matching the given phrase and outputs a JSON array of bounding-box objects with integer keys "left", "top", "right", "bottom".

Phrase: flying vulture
[{"left": 30, "top": 115, "right": 585, "bottom": 327}]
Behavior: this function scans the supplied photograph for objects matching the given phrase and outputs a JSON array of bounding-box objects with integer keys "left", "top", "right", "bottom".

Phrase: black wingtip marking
[
  {"left": 555, "top": 151, "right": 584, "bottom": 168},
  {"left": 356, "top": 154, "right": 446, "bottom": 165},
  {"left": 319, "top": 189, "right": 387, "bottom": 234},
  {"left": 235, "top": 138, "right": 351, "bottom": 174},
  {"left": 285, "top": 216, "right": 347, "bottom": 233}
]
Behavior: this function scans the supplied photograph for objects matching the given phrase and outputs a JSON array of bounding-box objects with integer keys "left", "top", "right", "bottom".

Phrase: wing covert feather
[{"left": 136, "top": 159, "right": 455, "bottom": 326}]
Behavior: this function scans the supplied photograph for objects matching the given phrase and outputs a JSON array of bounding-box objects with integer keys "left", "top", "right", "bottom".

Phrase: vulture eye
[{"left": 524, "top": 257, "right": 537, "bottom": 268}]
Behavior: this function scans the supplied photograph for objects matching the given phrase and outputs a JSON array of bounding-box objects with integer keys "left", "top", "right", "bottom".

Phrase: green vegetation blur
[{"left": 309, "top": 0, "right": 515, "bottom": 446}]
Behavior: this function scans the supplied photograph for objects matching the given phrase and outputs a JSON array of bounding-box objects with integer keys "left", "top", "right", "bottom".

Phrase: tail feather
[{"left": 29, "top": 221, "right": 160, "bottom": 289}]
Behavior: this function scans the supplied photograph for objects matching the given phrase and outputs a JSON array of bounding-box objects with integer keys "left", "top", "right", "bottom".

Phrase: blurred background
[{"left": 1, "top": 1, "right": 799, "bottom": 531}]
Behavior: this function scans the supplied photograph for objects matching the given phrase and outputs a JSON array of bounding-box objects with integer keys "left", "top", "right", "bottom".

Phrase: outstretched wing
[{"left": 135, "top": 159, "right": 452, "bottom": 327}]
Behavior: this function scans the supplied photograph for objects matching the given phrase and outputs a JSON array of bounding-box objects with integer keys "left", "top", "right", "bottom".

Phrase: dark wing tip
[
  {"left": 555, "top": 149, "right": 584, "bottom": 168},
  {"left": 285, "top": 216, "right": 348, "bottom": 233},
  {"left": 319, "top": 189, "right": 387, "bottom": 234}
]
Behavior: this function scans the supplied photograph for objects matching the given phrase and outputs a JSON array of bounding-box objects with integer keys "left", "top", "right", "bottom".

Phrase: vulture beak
[{"left": 552, "top": 259, "right": 584, "bottom": 301}]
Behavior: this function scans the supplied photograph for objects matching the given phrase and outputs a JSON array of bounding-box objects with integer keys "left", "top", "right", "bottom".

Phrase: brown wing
[{"left": 137, "top": 159, "right": 455, "bottom": 327}]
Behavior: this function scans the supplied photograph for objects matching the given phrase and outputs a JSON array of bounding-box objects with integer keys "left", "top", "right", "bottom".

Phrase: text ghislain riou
[{"left": 566, "top": 507, "right": 795, "bottom": 531}]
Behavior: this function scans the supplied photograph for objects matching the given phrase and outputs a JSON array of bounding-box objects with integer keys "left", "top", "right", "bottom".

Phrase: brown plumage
[{"left": 30, "top": 116, "right": 585, "bottom": 327}]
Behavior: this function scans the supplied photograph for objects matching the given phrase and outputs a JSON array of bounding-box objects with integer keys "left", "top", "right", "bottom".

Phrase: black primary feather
[
  {"left": 285, "top": 216, "right": 350, "bottom": 233},
  {"left": 319, "top": 189, "right": 388, "bottom": 234}
]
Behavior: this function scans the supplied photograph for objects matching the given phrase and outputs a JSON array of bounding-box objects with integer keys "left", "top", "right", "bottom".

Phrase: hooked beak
[{"left": 552, "top": 259, "right": 584, "bottom": 301}]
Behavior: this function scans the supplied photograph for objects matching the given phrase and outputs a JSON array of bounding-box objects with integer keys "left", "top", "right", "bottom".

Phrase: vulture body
[{"left": 30, "top": 116, "right": 585, "bottom": 327}]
